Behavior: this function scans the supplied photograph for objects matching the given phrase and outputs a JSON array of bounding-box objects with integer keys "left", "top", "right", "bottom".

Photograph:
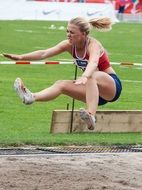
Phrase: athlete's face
[{"left": 66, "top": 23, "right": 86, "bottom": 44}]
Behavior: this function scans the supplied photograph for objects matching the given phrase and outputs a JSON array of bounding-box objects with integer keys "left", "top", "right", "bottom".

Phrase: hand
[
  {"left": 3, "top": 53, "right": 22, "bottom": 61},
  {"left": 74, "top": 76, "right": 88, "bottom": 85}
]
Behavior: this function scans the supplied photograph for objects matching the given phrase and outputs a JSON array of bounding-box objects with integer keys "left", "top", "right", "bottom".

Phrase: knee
[
  {"left": 54, "top": 80, "right": 69, "bottom": 92},
  {"left": 87, "top": 75, "right": 97, "bottom": 85},
  {"left": 90, "top": 71, "right": 105, "bottom": 85}
]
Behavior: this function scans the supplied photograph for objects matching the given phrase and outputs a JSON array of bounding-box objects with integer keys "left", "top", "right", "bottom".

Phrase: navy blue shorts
[{"left": 99, "top": 73, "right": 122, "bottom": 106}]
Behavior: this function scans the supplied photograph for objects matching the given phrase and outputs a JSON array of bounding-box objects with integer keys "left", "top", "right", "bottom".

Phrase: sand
[{"left": 0, "top": 153, "right": 142, "bottom": 190}]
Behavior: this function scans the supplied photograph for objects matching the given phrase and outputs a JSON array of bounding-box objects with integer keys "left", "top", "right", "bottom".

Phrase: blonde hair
[
  {"left": 89, "top": 17, "right": 112, "bottom": 32},
  {"left": 69, "top": 17, "right": 112, "bottom": 35}
]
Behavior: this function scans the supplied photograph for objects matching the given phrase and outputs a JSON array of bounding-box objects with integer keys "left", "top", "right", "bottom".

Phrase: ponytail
[
  {"left": 69, "top": 17, "right": 112, "bottom": 35},
  {"left": 89, "top": 17, "right": 112, "bottom": 32}
]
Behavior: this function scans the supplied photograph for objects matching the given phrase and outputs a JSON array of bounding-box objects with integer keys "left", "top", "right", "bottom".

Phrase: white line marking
[{"left": 122, "top": 80, "right": 142, "bottom": 83}]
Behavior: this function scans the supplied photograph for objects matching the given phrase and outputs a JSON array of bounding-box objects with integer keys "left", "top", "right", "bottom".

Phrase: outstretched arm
[{"left": 3, "top": 40, "right": 69, "bottom": 61}]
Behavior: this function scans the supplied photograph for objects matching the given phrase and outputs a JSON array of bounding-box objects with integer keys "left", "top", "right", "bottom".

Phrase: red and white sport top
[{"left": 72, "top": 44, "right": 110, "bottom": 71}]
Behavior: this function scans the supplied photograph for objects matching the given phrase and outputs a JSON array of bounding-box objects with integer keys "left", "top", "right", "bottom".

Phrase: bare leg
[
  {"left": 95, "top": 71, "right": 116, "bottom": 100},
  {"left": 17, "top": 70, "right": 116, "bottom": 118},
  {"left": 83, "top": 71, "right": 116, "bottom": 115},
  {"left": 33, "top": 72, "right": 116, "bottom": 115},
  {"left": 86, "top": 77, "right": 99, "bottom": 115},
  {"left": 33, "top": 80, "right": 86, "bottom": 102}
]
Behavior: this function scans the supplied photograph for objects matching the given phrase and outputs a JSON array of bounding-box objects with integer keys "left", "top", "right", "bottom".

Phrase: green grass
[
  {"left": 0, "top": 21, "right": 142, "bottom": 63},
  {"left": 0, "top": 21, "right": 142, "bottom": 146}
]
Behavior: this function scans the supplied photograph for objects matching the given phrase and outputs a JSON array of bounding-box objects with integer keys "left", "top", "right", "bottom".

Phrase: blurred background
[{"left": 0, "top": 0, "right": 142, "bottom": 22}]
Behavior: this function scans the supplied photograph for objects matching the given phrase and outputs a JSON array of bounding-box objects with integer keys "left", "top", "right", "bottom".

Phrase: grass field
[{"left": 0, "top": 21, "right": 142, "bottom": 146}]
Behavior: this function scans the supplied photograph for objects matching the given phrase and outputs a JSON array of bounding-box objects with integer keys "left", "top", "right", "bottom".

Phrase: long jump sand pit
[{"left": 0, "top": 151, "right": 142, "bottom": 190}]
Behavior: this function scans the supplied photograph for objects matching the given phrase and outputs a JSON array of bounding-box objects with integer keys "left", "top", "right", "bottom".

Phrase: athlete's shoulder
[
  {"left": 89, "top": 37, "right": 102, "bottom": 46},
  {"left": 57, "top": 40, "right": 71, "bottom": 50},
  {"left": 88, "top": 37, "right": 103, "bottom": 52},
  {"left": 58, "top": 40, "right": 71, "bottom": 45}
]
